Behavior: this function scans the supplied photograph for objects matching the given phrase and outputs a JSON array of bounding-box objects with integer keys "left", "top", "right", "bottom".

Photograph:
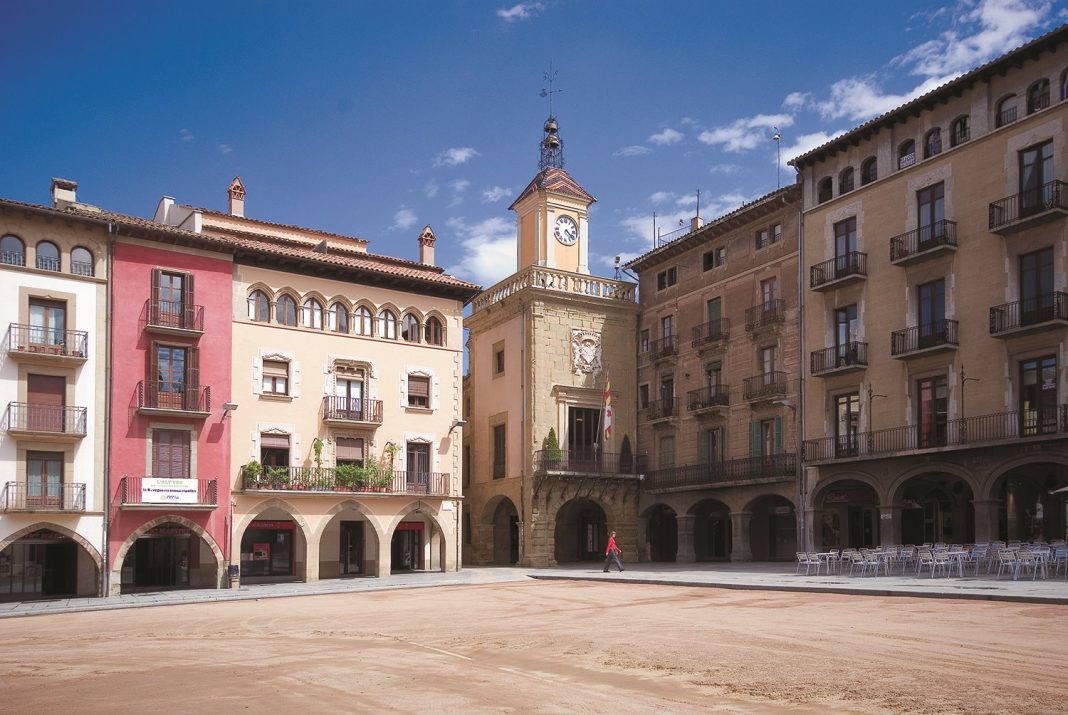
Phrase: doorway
[
  {"left": 339, "top": 521, "right": 364, "bottom": 575},
  {"left": 391, "top": 524, "right": 423, "bottom": 572}
]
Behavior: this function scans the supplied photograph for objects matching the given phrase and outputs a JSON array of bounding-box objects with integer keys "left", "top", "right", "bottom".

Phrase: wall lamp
[
  {"left": 448, "top": 419, "right": 468, "bottom": 435},
  {"left": 222, "top": 402, "right": 239, "bottom": 419}
]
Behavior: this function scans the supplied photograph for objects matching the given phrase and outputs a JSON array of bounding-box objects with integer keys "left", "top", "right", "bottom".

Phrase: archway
[
  {"left": 315, "top": 500, "right": 383, "bottom": 579},
  {"left": 0, "top": 524, "right": 102, "bottom": 600},
  {"left": 386, "top": 501, "right": 453, "bottom": 574},
  {"left": 237, "top": 505, "right": 308, "bottom": 584},
  {"left": 691, "top": 498, "right": 732, "bottom": 561},
  {"left": 991, "top": 462, "right": 1068, "bottom": 542},
  {"left": 815, "top": 479, "right": 880, "bottom": 550},
  {"left": 643, "top": 504, "right": 677, "bottom": 562},
  {"left": 115, "top": 516, "right": 223, "bottom": 592},
  {"left": 554, "top": 497, "right": 607, "bottom": 563},
  {"left": 490, "top": 498, "right": 519, "bottom": 565},
  {"left": 894, "top": 472, "right": 974, "bottom": 545},
  {"left": 746, "top": 495, "right": 796, "bottom": 560}
]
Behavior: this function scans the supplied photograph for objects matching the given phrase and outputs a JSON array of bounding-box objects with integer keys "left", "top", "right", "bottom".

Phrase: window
[
  {"left": 259, "top": 432, "right": 290, "bottom": 468},
  {"left": 658, "top": 434, "right": 675, "bottom": 468},
  {"left": 898, "top": 140, "right": 916, "bottom": 170},
  {"left": 659, "top": 374, "right": 674, "bottom": 407},
  {"left": 760, "top": 345, "right": 776, "bottom": 376},
  {"left": 1063, "top": 69, "right": 1068, "bottom": 101},
  {"left": 916, "top": 376, "right": 948, "bottom": 447},
  {"left": 378, "top": 309, "right": 397, "bottom": 339},
  {"left": 817, "top": 177, "right": 832, "bottom": 203},
  {"left": 834, "top": 393, "right": 860, "bottom": 457},
  {"left": 950, "top": 116, "right": 970, "bottom": 147},
  {"left": 152, "top": 343, "right": 196, "bottom": 410},
  {"left": 494, "top": 349, "right": 505, "bottom": 375},
  {"left": 262, "top": 359, "right": 289, "bottom": 395},
  {"left": 656, "top": 267, "right": 677, "bottom": 290},
  {"left": 705, "top": 361, "right": 722, "bottom": 388},
  {"left": 462, "top": 445, "right": 471, "bottom": 488},
  {"left": 152, "top": 429, "right": 191, "bottom": 478},
  {"left": 860, "top": 157, "right": 877, "bottom": 185},
  {"left": 329, "top": 302, "right": 349, "bottom": 333},
  {"left": 276, "top": 295, "right": 297, "bottom": 326},
  {"left": 702, "top": 246, "right": 725, "bottom": 270},
  {"left": 71, "top": 247, "right": 94, "bottom": 276},
  {"left": 771, "top": 223, "right": 782, "bottom": 243},
  {"left": 407, "top": 441, "right": 430, "bottom": 480},
  {"left": 1021, "top": 355, "right": 1058, "bottom": 435},
  {"left": 923, "top": 128, "right": 942, "bottom": 159},
  {"left": 26, "top": 451, "right": 63, "bottom": 508},
  {"left": 917, "top": 182, "right": 945, "bottom": 246},
  {"left": 996, "top": 95, "right": 1017, "bottom": 127},
  {"left": 697, "top": 428, "right": 721, "bottom": 464},
  {"left": 424, "top": 316, "right": 443, "bottom": 345},
  {"left": 639, "top": 384, "right": 649, "bottom": 409},
  {"left": 1019, "top": 140, "right": 1054, "bottom": 216},
  {"left": 335, "top": 437, "right": 365, "bottom": 467},
  {"left": 834, "top": 305, "right": 858, "bottom": 362},
  {"left": 839, "top": 167, "right": 854, "bottom": 194},
  {"left": 1027, "top": 78, "right": 1050, "bottom": 114},
  {"left": 751, "top": 418, "right": 780, "bottom": 458},
  {"left": 917, "top": 279, "right": 945, "bottom": 347},
  {"left": 639, "top": 329, "right": 649, "bottom": 354},
  {"left": 492, "top": 424, "right": 506, "bottom": 479},
  {"left": 152, "top": 270, "right": 192, "bottom": 329},
  {"left": 755, "top": 228, "right": 770, "bottom": 249},
  {"left": 401, "top": 313, "right": 420, "bottom": 342},
  {"left": 0, "top": 234, "right": 25, "bottom": 266},
  {"left": 302, "top": 298, "right": 324, "bottom": 330},
  {"left": 248, "top": 291, "right": 270, "bottom": 322},
  {"left": 1020, "top": 247, "right": 1054, "bottom": 325},
  {"left": 407, "top": 374, "right": 430, "bottom": 408},
  {"left": 660, "top": 314, "right": 674, "bottom": 338},
  {"left": 354, "top": 306, "right": 374, "bottom": 336},
  {"left": 36, "top": 241, "right": 59, "bottom": 271},
  {"left": 833, "top": 217, "right": 857, "bottom": 276},
  {"left": 28, "top": 299, "right": 66, "bottom": 347},
  {"left": 761, "top": 277, "right": 777, "bottom": 305}
]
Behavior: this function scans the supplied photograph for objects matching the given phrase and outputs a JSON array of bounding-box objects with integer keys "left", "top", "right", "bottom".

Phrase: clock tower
[{"left": 510, "top": 117, "right": 595, "bottom": 275}]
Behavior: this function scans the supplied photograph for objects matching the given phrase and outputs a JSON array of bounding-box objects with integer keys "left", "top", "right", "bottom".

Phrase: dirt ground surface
[{"left": 2, "top": 580, "right": 1065, "bottom": 714}]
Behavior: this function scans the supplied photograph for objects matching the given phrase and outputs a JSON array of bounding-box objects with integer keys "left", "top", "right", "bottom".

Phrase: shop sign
[
  {"left": 396, "top": 522, "right": 424, "bottom": 531},
  {"left": 249, "top": 520, "right": 295, "bottom": 530},
  {"left": 253, "top": 543, "right": 271, "bottom": 561},
  {"left": 773, "top": 506, "right": 793, "bottom": 515},
  {"left": 23, "top": 529, "right": 69, "bottom": 542},
  {"left": 148, "top": 525, "right": 191, "bottom": 536},
  {"left": 141, "top": 478, "right": 198, "bottom": 504},
  {"left": 824, "top": 489, "right": 875, "bottom": 505}
]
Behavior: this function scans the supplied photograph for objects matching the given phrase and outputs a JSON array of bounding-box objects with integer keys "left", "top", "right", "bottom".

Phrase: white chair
[
  {"left": 1016, "top": 550, "right": 1042, "bottom": 581},
  {"left": 931, "top": 551, "right": 952, "bottom": 578},
  {"left": 995, "top": 549, "right": 1018, "bottom": 580},
  {"left": 916, "top": 550, "right": 935, "bottom": 577}
]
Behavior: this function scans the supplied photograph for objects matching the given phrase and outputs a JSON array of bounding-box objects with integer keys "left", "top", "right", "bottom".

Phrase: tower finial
[{"left": 538, "top": 62, "right": 564, "bottom": 170}]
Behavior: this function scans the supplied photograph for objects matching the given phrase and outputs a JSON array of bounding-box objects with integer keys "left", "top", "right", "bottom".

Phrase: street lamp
[
  {"left": 960, "top": 365, "right": 980, "bottom": 441},
  {"left": 867, "top": 384, "right": 885, "bottom": 455}
]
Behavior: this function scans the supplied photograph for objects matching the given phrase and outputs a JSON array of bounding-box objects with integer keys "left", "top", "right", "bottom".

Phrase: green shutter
[
  {"left": 749, "top": 420, "right": 760, "bottom": 457},
  {"left": 698, "top": 430, "right": 710, "bottom": 464},
  {"left": 774, "top": 416, "right": 783, "bottom": 454}
]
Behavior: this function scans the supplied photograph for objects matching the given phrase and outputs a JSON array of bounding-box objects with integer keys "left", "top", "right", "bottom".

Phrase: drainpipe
[
  {"left": 102, "top": 222, "right": 114, "bottom": 596},
  {"left": 519, "top": 300, "right": 527, "bottom": 564},
  {"left": 794, "top": 175, "right": 807, "bottom": 551}
]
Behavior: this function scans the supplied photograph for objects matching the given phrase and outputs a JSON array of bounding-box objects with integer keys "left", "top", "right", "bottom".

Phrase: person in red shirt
[{"left": 603, "top": 530, "right": 624, "bottom": 572}]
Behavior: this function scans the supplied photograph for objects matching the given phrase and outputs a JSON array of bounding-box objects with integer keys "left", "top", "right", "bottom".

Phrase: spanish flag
[{"left": 603, "top": 370, "right": 613, "bottom": 443}]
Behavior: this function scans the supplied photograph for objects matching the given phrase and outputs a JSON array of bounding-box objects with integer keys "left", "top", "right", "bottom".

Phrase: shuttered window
[
  {"left": 153, "top": 429, "right": 191, "bottom": 478},
  {"left": 407, "top": 375, "right": 430, "bottom": 407},
  {"left": 336, "top": 437, "right": 365, "bottom": 465},
  {"left": 262, "top": 360, "right": 289, "bottom": 395}
]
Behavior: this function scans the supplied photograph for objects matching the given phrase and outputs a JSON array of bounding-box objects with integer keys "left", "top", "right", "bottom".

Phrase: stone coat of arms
[{"left": 571, "top": 329, "right": 602, "bottom": 375}]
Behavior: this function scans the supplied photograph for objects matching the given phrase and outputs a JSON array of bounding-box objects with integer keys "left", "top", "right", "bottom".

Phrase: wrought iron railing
[
  {"left": 1, "top": 250, "right": 25, "bottom": 266},
  {"left": 889, "top": 220, "right": 957, "bottom": 262},
  {"left": 810, "top": 252, "right": 866, "bottom": 288},
  {"left": 687, "top": 385, "right": 729, "bottom": 411},
  {"left": 642, "top": 397, "right": 677, "bottom": 421},
  {"left": 322, "top": 396, "right": 384, "bottom": 423},
  {"left": 745, "top": 299, "right": 785, "bottom": 331},
  {"left": 36, "top": 255, "right": 60, "bottom": 271},
  {"left": 898, "top": 152, "right": 916, "bottom": 170},
  {"left": 71, "top": 260, "right": 94, "bottom": 277},
  {"left": 950, "top": 127, "right": 970, "bottom": 147},
  {"left": 242, "top": 465, "right": 450, "bottom": 496},
  {"left": 996, "top": 105, "right": 1018, "bottom": 128},
  {"left": 989, "top": 292, "right": 1068, "bottom": 334},
  {"left": 120, "top": 476, "right": 218, "bottom": 506},
  {"left": 891, "top": 320, "right": 959, "bottom": 355},
  {"left": 803, "top": 405, "right": 1068, "bottom": 462},
  {"left": 743, "top": 371, "right": 787, "bottom": 401},
  {"left": 145, "top": 299, "right": 204, "bottom": 332},
  {"left": 642, "top": 453, "right": 796, "bottom": 491},
  {"left": 1, "top": 481, "right": 86, "bottom": 511},
  {"left": 137, "top": 380, "right": 211, "bottom": 413},
  {"left": 691, "top": 319, "right": 729, "bottom": 347},
  {"left": 648, "top": 335, "right": 678, "bottom": 361},
  {"left": 7, "top": 323, "right": 89, "bottom": 358},
  {"left": 924, "top": 139, "right": 942, "bottom": 158},
  {"left": 989, "top": 180, "right": 1068, "bottom": 230},
  {"left": 810, "top": 342, "right": 868, "bottom": 375},
  {"left": 534, "top": 449, "right": 646, "bottom": 475},
  {"left": 1028, "top": 90, "right": 1050, "bottom": 114},
  {"left": 4, "top": 402, "right": 87, "bottom": 435}
]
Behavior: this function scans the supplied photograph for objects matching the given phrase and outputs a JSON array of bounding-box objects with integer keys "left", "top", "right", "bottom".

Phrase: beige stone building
[
  {"left": 626, "top": 186, "right": 801, "bottom": 562},
  {"left": 464, "top": 119, "right": 641, "bottom": 567},
  {"left": 790, "top": 26, "right": 1068, "bottom": 550},
  {"left": 155, "top": 178, "right": 478, "bottom": 580}
]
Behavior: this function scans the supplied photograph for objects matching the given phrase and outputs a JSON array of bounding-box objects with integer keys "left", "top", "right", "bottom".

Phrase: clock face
[{"left": 554, "top": 215, "right": 578, "bottom": 245}]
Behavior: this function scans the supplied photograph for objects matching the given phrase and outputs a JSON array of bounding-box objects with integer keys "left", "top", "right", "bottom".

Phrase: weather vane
[{"left": 540, "top": 60, "right": 562, "bottom": 116}]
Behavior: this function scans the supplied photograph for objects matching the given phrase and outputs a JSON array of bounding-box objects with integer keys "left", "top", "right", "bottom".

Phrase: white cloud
[
  {"left": 433, "top": 147, "right": 480, "bottom": 168},
  {"left": 613, "top": 145, "right": 651, "bottom": 157},
  {"left": 446, "top": 179, "right": 471, "bottom": 208},
  {"left": 816, "top": 74, "right": 951, "bottom": 121},
  {"left": 424, "top": 180, "right": 439, "bottom": 199},
  {"left": 648, "top": 191, "right": 676, "bottom": 204},
  {"left": 391, "top": 207, "right": 418, "bottom": 231},
  {"left": 708, "top": 164, "right": 739, "bottom": 175},
  {"left": 497, "top": 2, "right": 544, "bottom": 22},
  {"left": 648, "top": 128, "right": 683, "bottom": 146},
  {"left": 782, "top": 91, "right": 811, "bottom": 110},
  {"left": 679, "top": 117, "right": 699, "bottom": 127},
  {"left": 444, "top": 216, "right": 516, "bottom": 286},
  {"left": 218, "top": 143, "right": 232, "bottom": 156},
  {"left": 179, "top": 128, "right": 194, "bottom": 142},
  {"left": 482, "top": 185, "right": 513, "bottom": 202},
  {"left": 675, "top": 195, "right": 698, "bottom": 208},
  {"left": 782, "top": 130, "right": 847, "bottom": 170},
  {"left": 697, "top": 114, "right": 794, "bottom": 153},
  {"left": 619, "top": 192, "right": 753, "bottom": 246}
]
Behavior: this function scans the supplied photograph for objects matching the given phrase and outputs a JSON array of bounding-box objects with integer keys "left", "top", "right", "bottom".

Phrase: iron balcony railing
[
  {"left": 951, "top": 127, "right": 970, "bottom": 146},
  {"left": 5, "top": 402, "right": 87, "bottom": 436},
  {"left": 996, "top": 104, "right": 1018, "bottom": 128},
  {"left": 891, "top": 320, "right": 959, "bottom": 356},
  {"left": 7, "top": 323, "right": 89, "bottom": 358},
  {"left": 687, "top": 385, "right": 729, "bottom": 411},
  {"left": 71, "top": 260, "right": 94, "bottom": 277},
  {"left": 120, "top": 476, "right": 218, "bottom": 506},
  {"left": 889, "top": 220, "right": 957, "bottom": 263},
  {"left": 691, "top": 319, "right": 729, "bottom": 348},
  {"left": 810, "top": 342, "right": 868, "bottom": 375},
  {"left": 648, "top": 335, "right": 678, "bottom": 361},
  {"left": 924, "top": 139, "right": 942, "bottom": 158},
  {"left": 145, "top": 299, "right": 204, "bottom": 332},
  {"left": 1, "top": 250, "right": 26, "bottom": 266},
  {"left": 137, "top": 380, "right": 211, "bottom": 413},
  {"left": 745, "top": 299, "right": 785, "bottom": 332},
  {"left": 989, "top": 292, "right": 1068, "bottom": 334},
  {"left": 36, "top": 255, "right": 60, "bottom": 272},
  {"left": 1028, "top": 90, "right": 1051, "bottom": 114},
  {"left": 642, "top": 453, "right": 797, "bottom": 491},
  {"left": 803, "top": 405, "right": 1068, "bottom": 462},
  {"left": 642, "top": 397, "right": 677, "bottom": 421},
  {"left": 898, "top": 152, "right": 916, "bottom": 170},
  {"left": 744, "top": 371, "right": 787, "bottom": 401},
  {"left": 810, "top": 252, "right": 867, "bottom": 289},
  {"left": 534, "top": 449, "right": 647, "bottom": 475},
  {"left": 989, "top": 180, "right": 1068, "bottom": 231},
  {"left": 322, "top": 396, "right": 384, "bottom": 423},
  {"left": 242, "top": 465, "right": 450, "bottom": 496},
  {"left": 1, "top": 481, "right": 86, "bottom": 511}
]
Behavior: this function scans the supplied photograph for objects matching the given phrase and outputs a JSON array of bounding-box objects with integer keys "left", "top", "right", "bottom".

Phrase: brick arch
[
  {"left": 234, "top": 498, "right": 312, "bottom": 547},
  {"left": 479, "top": 494, "right": 519, "bottom": 526},
  {"left": 110, "top": 515, "right": 224, "bottom": 595},
  {"left": 312, "top": 499, "right": 385, "bottom": 545},
  {"left": 0, "top": 522, "right": 103, "bottom": 595},
  {"left": 810, "top": 471, "right": 886, "bottom": 507},
  {"left": 383, "top": 500, "right": 457, "bottom": 573},
  {"left": 981, "top": 452, "right": 1068, "bottom": 500},
  {"left": 887, "top": 463, "right": 980, "bottom": 505},
  {"left": 742, "top": 491, "right": 797, "bottom": 514}
]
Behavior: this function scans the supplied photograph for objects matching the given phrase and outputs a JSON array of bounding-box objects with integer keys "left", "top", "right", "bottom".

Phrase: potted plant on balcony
[
  {"left": 334, "top": 463, "right": 358, "bottom": 491},
  {"left": 543, "top": 427, "right": 562, "bottom": 469},
  {"left": 311, "top": 437, "right": 327, "bottom": 490},
  {"left": 244, "top": 460, "right": 264, "bottom": 488},
  {"left": 268, "top": 465, "right": 290, "bottom": 489}
]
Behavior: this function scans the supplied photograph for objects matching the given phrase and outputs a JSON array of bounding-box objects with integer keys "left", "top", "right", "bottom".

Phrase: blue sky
[{"left": 2, "top": 0, "right": 1064, "bottom": 288}]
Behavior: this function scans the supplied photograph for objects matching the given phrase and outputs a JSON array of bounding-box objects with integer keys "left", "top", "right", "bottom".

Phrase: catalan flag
[{"left": 602, "top": 370, "right": 613, "bottom": 443}]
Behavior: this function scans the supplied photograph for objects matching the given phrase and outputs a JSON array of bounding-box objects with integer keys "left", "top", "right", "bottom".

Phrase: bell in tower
[{"left": 539, "top": 116, "right": 564, "bottom": 170}]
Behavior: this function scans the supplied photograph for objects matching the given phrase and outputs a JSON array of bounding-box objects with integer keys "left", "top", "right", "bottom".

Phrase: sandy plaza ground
[{"left": 1, "top": 579, "right": 1065, "bottom": 714}]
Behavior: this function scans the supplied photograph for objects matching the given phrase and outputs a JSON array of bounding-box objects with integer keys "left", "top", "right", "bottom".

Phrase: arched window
[
  {"left": 329, "top": 302, "right": 349, "bottom": 333},
  {"left": 248, "top": 290, "right": 270, "bottom": 321},
  {"left": 70, "top": 246, "right": 94, "bottom": 276},
  {"left": 302, "top": 298, "right": 324, "bottom": 330},
  {"left": 1062, "top": 69, "right": 1068, "bottom": 101},
  {"left": 923, "top": 128, "right": 942, "bottom": 159},
  {"left": 816, "top": 177, "right": 833, "bottom": 204},
  {"left": 838, "top": 167, "right": 854, "bottom": 194},
  {"left": 1027, "top": 78, "right": 1050, "bottom": 114},
  {"left": 897, "top": 140, "right": 916, "bottom": 170},
  {"left": 424, "top": 316, "right": 444, "bottom": 346},
  {"left": 401, "top": 313, "right": 420, "bottom": 342},
  {"left": 860, "top": 157, "right": 877, "bottom": 186},
  {"left": 1, "top": 234, "right": 26, "bottom": 266},
  {"left": 276, "top": 295, "right": 297, "bottom": 326},
  {"left": 996, "top": 94, "right": 1017, "bottom": 127},
  {"left": 950, "top": 116, "right": 970, "bottom": 147},
  {"left": 36, "top": 241, "right": 60, "bottom": 271},
  {"left": 354, "top": 306, "right": 374, "bottom": 336},
  {"left": 377, "top": 309, "right": 397, "bottom": 339}
]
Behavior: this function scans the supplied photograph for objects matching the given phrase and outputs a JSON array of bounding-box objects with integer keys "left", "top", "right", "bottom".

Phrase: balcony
[
  {"left": 534, "top": 449, "right": 645, "bottom": 476},
  {"left": 803, "top": 405, "right": 1068, "bottom": 464},
  {"left": 989, "top": 292, "right": 1068, "bottom": 337},
  {"left": 743, "top": 371, "right": 787, "bottom": 402},
  {"left": 647, "top": 335, "right": 678, "bottom": 363},
  {"left": 6, "top": 324, "right": 89, "bottom": 365},
  {"left": 143, "top": 299, "right": 205, "bottom": 337},
  {"left": 136, "top": 380, "right": 211, "bottom": 418},
  {"left": 120, "top": 476, "right": 218, "bottom": 509},
  {"left": 322, "top": 396, "right": 384, "bottom": 426},
  {"left": 889, "top": 220, "right": 957, "bottom": 265},
  {"left": 996, "top": 105, "right": 1018, "bottom": 128},
  {"left": 691, "top": 319, "right": 729, "bottom": 351},
  {"left": 891, "top": 320, "right": 959, "bottom": 358},
  {"left": 1, "top": 482, "right": 86, "bottom": 512},
  {"left": 641, "top": 398, "right": 677, "bottom": 424},
  {"left": 810, "top": 252, "right": 867, "bottom": 291},
  {"left": 745, "top": 299, "right": 786, "bottom": 334},
  {"left": 642, "top": 453, "right": 797, "bottom": 492},
  {"left": 242, "top": 465, "right": 451, "bottom": 496},
  {"left": 810, "top": 342, "right": 868, "bottom": 377},
  {"left": 4, "top": 403, "right": 87, "bottom": 442},
  {"left": 989, "top": 180, "right": 1068, "bottom": 234},
  {"left": 687, "top": 385, "right": 729, "bottom": 416}
]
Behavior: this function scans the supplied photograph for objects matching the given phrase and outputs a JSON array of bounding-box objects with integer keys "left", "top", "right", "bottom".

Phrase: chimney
[
  {"left": 418, "top": 225, "right": 436, "bottom": 266},
  {"left": 227, "top": 176, "right": 246, "bottom": 217},
  {"left": 51, "top": 178, "right": 78, "bottom": 208},
  {"left": 690, "top": 215, "right": 704, "bottom": 233}
]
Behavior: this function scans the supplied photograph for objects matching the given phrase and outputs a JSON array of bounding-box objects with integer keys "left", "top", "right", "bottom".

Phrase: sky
[{"left": 2, "top": 0, "right": 1066, "bottom": 290}]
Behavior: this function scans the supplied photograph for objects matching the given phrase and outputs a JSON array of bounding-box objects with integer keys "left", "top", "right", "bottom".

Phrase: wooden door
[{"left": 27, "top": 374, "right": 65, "bottom": 431}]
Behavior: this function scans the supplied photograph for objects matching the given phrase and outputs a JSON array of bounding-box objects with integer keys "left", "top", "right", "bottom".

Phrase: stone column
[
  {"left": 730, "top": 511, "right": 753, "bottom": 562},
  {"left": 303, "top": 534, "right": 320, "bottom": 583},
  {"left": 878, "top": 505, "right": 902, "bottom": 547},
  {"left": 372, "top": 530, "right": 392, "bottom": 577},
  {"left": 803, "top": 508, "right": 823, "bottom": 552},
  {"left": 676, "top": 515, "right": 696, "bottom": 563},
  {"left": 636, "top": 516, "right": 649, "bottom": 562},
  {"left": 972, "top": 499, "right": 1001, "bottom": 543}
]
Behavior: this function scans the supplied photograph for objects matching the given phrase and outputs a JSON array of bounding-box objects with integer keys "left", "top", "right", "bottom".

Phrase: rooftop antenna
[
  {"left": 772, "top": 127, "right": 782, "bottom": 188},
  {"left": 696, "top": 189, "right": 701, "bottom": 220},
  {"left": 652, "top": 211, "right": 657, "bottom": 250}
]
